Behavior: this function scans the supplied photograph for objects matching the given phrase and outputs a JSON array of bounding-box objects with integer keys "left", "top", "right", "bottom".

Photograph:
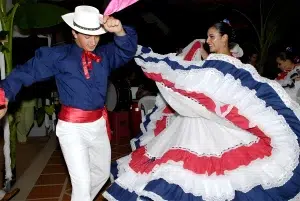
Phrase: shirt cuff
[{"left": 114, "top": 26, "right": 136, "bottom": 42}]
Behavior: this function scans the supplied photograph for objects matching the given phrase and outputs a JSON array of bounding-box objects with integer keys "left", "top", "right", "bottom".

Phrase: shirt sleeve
[
  {"left": 0, "top": 46, "right": 61, "bottom": 101},
  {"left": 99, "top": 26, "right": 138, "bottom": 71}
]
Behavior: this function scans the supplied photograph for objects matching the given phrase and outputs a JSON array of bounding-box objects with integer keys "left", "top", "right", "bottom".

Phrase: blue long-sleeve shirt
[{"left": 0, "top": 26, "right": 137, "bottom": 110}]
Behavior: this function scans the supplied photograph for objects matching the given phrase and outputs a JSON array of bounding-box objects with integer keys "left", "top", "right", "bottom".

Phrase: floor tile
[
  {"left": 36, "top": 174, "right": 67, "bottom": 185},
  {"left": 42, "top": 164, "right": 68, "bottom": 174},
  {"left": 27, "top": 198, "right": 58, "bottom": 201},
  {"left": 61, "top": 194, "right": 71, "bottom": 201},
  {"left": 17, "top": 132, "right": 133, "bottom": 201},
  {"left": 27, "top": 185, "right": 63, "bottom": 199},
  {"left": 47, "top": 156, "right": 66, "bottom": 165},
  {"left": 52, "top": 150, "right": 63, "bottom": 157}
]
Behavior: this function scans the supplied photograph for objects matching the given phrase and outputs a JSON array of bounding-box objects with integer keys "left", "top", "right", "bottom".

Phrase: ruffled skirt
[{"left": 104, "top": 47, "right": 300, "bottom": 201}]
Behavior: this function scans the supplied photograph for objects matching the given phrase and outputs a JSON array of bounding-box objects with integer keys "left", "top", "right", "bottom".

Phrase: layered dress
[{"left": 104, "top": 45, "right": 300, "bottom": 201}]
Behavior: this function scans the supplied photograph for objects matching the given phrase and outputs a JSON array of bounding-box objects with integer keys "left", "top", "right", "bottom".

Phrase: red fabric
[
  {"left": 129, "top": 72, "right": 272, "bottom": 175},
  {"left": 81, "top": 51, "right": 101, "bottom": 79},
  {"left": 183, "top": 41, "right": 202, "bottom": 61},
  {"left": 130, "top": 42, "right": 271, "bottom": 175},
  {"left": 154, "top": 116, "right": 167, "bottom": 136},
  {"left": 58, "top": 105, "right": 111, "bottom": 140},
  {"left": 275, "top": 67, "right": 295, "bottom": 80},
  {"left": 276, "top": 72, "right": 289, "bottom": 80},
  {"left": 102, "top": 107, "right": 112, "bottom": 140},
  {"left": 151, "top": 41, "right": 202, "bottom": 137},
  {"left": 154, "top": 106, "right": 175, "bottom": 136},
  {"left": 0, "top": 88, "right": 6, "bottom": 106}
]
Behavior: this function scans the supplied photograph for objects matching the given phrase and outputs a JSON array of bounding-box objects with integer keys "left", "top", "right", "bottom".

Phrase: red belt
[
  {"left": 58, "top": 105, "right": 111, "bottom": 140},
  {"left": 0, "top": 88, "right": 6, "bottom": 106}
]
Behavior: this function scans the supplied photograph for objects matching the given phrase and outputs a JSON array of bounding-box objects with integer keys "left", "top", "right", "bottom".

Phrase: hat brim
[{"left": 62, "top": 13, "right": 106, "bottom": 35}]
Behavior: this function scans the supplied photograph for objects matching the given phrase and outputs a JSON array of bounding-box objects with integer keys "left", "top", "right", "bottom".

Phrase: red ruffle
[{"left": 129, "top": 73, "right": 272, "bottom": 175}]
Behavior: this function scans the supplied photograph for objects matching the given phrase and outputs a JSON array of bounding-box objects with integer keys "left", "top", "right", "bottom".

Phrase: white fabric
[
  {"left": 114, "top": 81, "right": 299, "bottom": 200},
  {"left": 291, "top": 192, "right": 300, "bottom": 201},
  {"left": 108, "top": 52, "right": 300, "bottom": 201},
  {"left": 0, "top": 22, "right": 12, "bottom": 190},
  {"left": 276, "top": 66, "right": 300, "bottom": 104},
  {"left": 177, "top": 39, "right": 205, "bottom": 61},
  {"left": 276, "top": 66, "right": 300, "bottom": 87},
  {"left": 138, "top": 96, "right": 156, "bottom": 117},
  {"left": 3, "top": 116, "right": 12, "bottom": 181},
  {"left": 130, "top": 39, "right": 206, "bottom": 151},
  {"left": 56, "top": 117, "right": 111, "bottom": 201},
  {"left": 130, "top": 94, "right": 177, "bottom": 151},
  {"left": 230, "top": 43, "right": 243, "bottom": 58},
  {"left": 62, "top": 6, "right": 106, "bottom": 35}
]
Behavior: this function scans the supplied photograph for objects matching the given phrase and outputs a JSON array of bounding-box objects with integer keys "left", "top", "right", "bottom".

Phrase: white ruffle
[
  {"left": 136, "top": 48, "right": 300, "bottom": 120},
  {"left": 285, "top": 81, "right": 300, "bottom": 104},
  {"left": 130, "top": 94, "right": 177, "bottom": 151},
  {"left": 106, "top": 51, "right": 300, "bottom": 200},
  {"left": 290, "top": 192, "right": 300, "bottom": 201},
  {"left": 205, "top": 54, "right": 300, "bottom": 121}
]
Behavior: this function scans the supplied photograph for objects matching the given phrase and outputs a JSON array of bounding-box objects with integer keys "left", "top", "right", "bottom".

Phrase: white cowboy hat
[{"left": 62, "top": 5, "right": 106, "bottom": 35}]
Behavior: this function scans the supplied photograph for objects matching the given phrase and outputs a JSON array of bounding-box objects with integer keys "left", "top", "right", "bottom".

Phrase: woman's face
[
  {"left": 206, "top": 27, "right": 227, "bottom": 53},
  {"left": 276, "top": 57, "right": 294, "bottom": 72}
]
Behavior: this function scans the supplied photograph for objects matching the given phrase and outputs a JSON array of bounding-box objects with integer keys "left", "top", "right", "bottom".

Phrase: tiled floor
[
  {"left": 0, "top": 136, "right": 50, "bottom": 184},
  {"left": 25, "top": 138, "right": 132, "bottom": 201}
]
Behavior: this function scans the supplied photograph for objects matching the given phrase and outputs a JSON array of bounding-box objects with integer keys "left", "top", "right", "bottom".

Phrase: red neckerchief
[{"left": 81, "top": 51, "right": 101, "bottom": 79}]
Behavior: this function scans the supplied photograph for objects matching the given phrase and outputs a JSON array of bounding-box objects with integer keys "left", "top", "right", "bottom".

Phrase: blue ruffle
[{"left": 107, "top": 159, "right": 300, "bottom": 200}]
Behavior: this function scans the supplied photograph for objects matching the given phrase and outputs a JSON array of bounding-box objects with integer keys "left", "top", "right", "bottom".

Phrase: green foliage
[
  {"left": 0, "top": 30, "right": 8, "bottom": 40},
  {"left": 213, "top": 0, "right": 297, "bottom": 74},
  {"left": 14, "top": 3, "right": 70, "bottom": 29}
]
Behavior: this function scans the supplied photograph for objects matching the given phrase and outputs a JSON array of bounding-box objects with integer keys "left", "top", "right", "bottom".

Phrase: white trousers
[{"left": 56, "top": 117, "right": 111, "bottom": 201}]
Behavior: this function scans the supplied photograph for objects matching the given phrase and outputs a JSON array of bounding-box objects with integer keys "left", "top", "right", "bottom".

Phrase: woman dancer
[
  {"left": 276, "top": 47, "right": 300, "bottom": 103},
  {"left": 104, "top": 20, "right": 300, "bottom": 201}
]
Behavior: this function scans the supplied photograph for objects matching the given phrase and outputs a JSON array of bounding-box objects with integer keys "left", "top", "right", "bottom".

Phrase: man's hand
[
  {"left": 103, "top": 15, "right": 126, "bottom": 36},
  {"left": 0, "top": 99, "right": 8, "bottom": 119}
]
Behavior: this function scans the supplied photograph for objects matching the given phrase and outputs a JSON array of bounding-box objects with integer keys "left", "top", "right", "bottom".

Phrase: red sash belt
[
  {"left": 58, "top": 105, "right": 111, "bottom": 140},
  {"left": 0, "top": 88, "right": 6, "bottom": 106}
]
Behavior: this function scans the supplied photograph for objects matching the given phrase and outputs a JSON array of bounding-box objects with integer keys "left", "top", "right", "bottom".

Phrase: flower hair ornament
[
  {"left": 223, "top": 19, "right": 231, "bottom": 26},
  {"left": 230, "top": 43, "right": 244, "bottom": 58},
  {"left": 285, "top": 47, "right": 300, "bottom": 63},
  {"left": 286, "top": 46, "right": 293, "bottom": 52}
]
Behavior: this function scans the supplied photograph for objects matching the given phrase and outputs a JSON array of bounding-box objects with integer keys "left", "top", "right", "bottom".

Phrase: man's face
[{"left": 72, "top": 30, "right": 100, "bottom": 51}]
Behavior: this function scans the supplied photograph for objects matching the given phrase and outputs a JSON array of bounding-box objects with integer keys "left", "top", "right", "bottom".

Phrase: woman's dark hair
[
  {"left": 277, "top": 47, "right": 300, "bottom": 64},
  {"left": 211, "top": 20, "right": 236, "bottom": 49}
]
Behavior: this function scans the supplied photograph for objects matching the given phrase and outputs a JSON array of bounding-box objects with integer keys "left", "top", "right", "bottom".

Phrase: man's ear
[{"left": 72, "top": 30, "right": 77, "bottom": 39}]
